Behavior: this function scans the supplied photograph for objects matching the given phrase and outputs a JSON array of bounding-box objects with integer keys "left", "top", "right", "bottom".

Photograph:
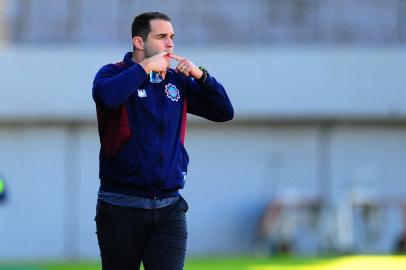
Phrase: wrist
[
  {"left": 197, "top": 66, "right": 208, "bottom": 83},
  {"left": 139, "top": 59, "right": 151, "bottom": 74},
  {"left": 195, "top": 69, "right": 203, "bottom": 79}
]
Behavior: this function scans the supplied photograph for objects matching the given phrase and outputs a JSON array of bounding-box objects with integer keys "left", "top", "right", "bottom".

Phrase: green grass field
[{"left": 1, "top": 256, "right": 405, "bottom": 270}]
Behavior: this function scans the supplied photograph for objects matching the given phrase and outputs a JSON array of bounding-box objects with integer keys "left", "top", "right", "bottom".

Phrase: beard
[
  {"left": 144, "top": 44, "right": 172, "bottom": 57},
  {"left": 143, "top": 45, "right": 159, "bottom": 59},
  {"left": 143, "top": 45, "right": 172, "bottom": 66}
]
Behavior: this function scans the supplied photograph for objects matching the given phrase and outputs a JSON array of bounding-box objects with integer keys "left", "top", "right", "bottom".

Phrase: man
[{"left": 92, "top": 12, "right": 233, "bottom": 270}]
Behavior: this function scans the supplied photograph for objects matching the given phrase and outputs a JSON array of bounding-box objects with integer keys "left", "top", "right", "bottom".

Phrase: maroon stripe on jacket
[{"left": 97, "top": 61, "right": 132, "bottom": 159}]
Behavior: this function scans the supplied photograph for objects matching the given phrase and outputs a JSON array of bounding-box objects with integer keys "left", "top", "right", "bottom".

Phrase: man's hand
[
  {"left": 169, "top": 54, "right": 203, "bottom": 80},
  {"left": 139, "top": 51, "right": 171, "bottom": 79}
]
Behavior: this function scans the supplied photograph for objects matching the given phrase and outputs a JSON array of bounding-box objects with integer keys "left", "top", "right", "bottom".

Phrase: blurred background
[{"left": 1, "top": 0, "right": 406, "bottom": 263}]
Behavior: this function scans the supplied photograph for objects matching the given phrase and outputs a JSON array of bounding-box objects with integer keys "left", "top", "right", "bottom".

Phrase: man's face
[{"left": 143, "top": 19, "right": 174, "bottom": 60}]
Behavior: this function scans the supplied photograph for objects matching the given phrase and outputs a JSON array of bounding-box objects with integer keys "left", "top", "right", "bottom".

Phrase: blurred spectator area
[{"left": 2, "top": 0, "right": 406, "bottom": 46}]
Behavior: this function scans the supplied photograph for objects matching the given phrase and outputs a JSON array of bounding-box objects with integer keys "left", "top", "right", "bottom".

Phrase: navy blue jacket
[{"left": 92, "top": 52, "right": 234, "bottom": 199}]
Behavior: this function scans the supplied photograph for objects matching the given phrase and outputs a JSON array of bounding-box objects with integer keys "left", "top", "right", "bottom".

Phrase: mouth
[{"left": 164, "top": 53, "right": 172, "bottom": 62}]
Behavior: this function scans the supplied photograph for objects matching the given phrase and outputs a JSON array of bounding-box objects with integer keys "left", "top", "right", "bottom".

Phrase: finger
[
  {"left": 169, "top": 53, "right": 184, "bottom": 62},
  {"left": 182, "top": 65, "right": 191, "bottom": 76},
  {"left": 183, "top": 64, "right": 189, "bottom": 72},
  {"left": 176, "top": 61, "right": 188, "bottom": 72},
  {"left": 177, "top": 65, "right": 187, "bottom": 74},
  {"left": 176, "top": 63, "right": 185, "bottom": 73},
  {"left": 158, "top": 51, "right": 170, "bottom": 57}
]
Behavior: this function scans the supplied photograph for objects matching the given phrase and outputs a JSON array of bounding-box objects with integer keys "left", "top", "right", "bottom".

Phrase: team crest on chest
[{"left": 164, "top": 83, "right": 180, "bottom": 102}]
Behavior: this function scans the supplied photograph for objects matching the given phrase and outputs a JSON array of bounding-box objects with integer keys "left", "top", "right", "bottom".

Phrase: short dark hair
[{"left": 131, "top": 12, "right": 171, "bottom": 41}]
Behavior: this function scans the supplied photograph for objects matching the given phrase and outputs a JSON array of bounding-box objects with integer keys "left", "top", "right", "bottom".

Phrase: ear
[{"left": 132, "top": 37, "right": 144, "bottom": 50}]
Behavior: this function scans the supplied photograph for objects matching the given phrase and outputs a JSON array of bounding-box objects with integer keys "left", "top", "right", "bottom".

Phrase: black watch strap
[{"left": 197, "top": 66, "right": 208, "bottom": 83}]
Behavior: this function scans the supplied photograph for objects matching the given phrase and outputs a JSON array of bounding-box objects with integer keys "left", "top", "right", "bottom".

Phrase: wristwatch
[{"left": 197, "top": 66, "right": 208, "bottom": 83}]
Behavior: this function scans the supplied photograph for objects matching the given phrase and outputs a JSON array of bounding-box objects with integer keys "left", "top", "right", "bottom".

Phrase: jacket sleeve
[
  {"left": 92, "top": 63, "right": 147, "bottom": 109},
  {"left": 184, "top": 74, "right": 234, "bottom": 122}
]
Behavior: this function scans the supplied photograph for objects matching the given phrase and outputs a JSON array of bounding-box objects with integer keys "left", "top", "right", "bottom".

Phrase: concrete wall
[
  {"left": 2, "top": 46, "right": 406, "bottom": 119},
  {"left": 0, "top": 47, "right": 406, "bottom": 259}
]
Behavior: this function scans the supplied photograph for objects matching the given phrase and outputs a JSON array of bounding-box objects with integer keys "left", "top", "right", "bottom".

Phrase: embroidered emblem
[
  {"left": 137, "top": 89, "right": 147, "bottom": 98},
  {"left": 164, "top": 83, "right": 180, "bottom": 102}
]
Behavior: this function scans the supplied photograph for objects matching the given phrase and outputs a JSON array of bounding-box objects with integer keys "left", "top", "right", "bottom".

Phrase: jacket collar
[{"left": 123, "top": 52, "right": 135, "bottom": 67}]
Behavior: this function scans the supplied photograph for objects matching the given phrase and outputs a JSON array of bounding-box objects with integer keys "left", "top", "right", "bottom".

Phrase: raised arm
[
  {"left": 92, "top": 64, "right": 147, "bottom": 109},
  {"left": 170, "top": 53, "right": 234, "bottom": 122}
]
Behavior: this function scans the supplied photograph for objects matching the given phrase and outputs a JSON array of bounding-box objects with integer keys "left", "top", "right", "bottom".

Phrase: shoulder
[
  {"left": 95, "top": 62, "right": 126, "bottom": 77},
  {"left": 100, "top": 62, "right": 126, "bottom": 72}
]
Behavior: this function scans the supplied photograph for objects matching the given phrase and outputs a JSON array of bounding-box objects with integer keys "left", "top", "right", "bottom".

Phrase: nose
[{"left": 165, "top": 37, "right": 174, "bottom": 48}]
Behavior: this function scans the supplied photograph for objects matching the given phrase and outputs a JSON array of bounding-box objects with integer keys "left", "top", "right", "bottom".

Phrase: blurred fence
[{"left": 2, "top": 0, "right": 406, "bottom": 46}]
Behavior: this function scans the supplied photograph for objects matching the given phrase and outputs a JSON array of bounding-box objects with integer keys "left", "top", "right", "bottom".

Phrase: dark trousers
[{"left": 95, "top": 197, "right": 188, "bottom": 270}]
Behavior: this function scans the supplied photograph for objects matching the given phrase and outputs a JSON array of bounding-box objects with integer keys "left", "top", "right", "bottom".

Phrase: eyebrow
[{"left": 155, "top": 33, "right": 175, "bottom": 38}]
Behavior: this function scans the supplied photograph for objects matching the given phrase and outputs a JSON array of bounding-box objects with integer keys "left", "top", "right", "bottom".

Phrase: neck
[{"left": 132, "top": 51, "right": 145, "bottom": 64}]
